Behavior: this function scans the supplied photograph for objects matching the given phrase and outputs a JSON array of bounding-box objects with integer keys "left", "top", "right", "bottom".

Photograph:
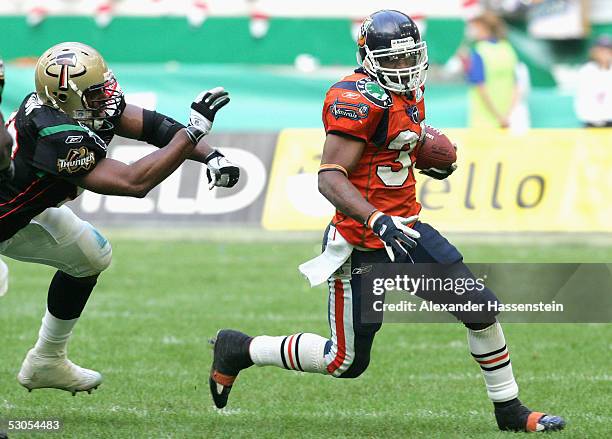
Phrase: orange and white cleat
[{"left": 208, "top": 329, "right": 253, "bottom": 409}]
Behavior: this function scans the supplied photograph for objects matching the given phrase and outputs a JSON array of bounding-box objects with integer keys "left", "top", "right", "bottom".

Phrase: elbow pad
[{"left": 139, "top": 109, "right": 186, "bottom": 148}]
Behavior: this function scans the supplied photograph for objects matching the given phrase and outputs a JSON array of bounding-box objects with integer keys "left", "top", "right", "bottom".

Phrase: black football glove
[
  {"left": 370, "top": 213, "right": 420, "bottom": 262},
  {"left": 204, "top": 149, "right": 240, "bottom": 189},
  {"left": 419, "top": 163, "right": 457, "bottom": 180},
  {"left": 185, "top": 87, "right": 230, "bottom": 144}
]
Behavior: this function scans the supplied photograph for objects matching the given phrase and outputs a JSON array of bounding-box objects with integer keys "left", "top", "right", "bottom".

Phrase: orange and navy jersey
[{"left": 322, "top": 69, "right": 426, "bottom": 249}]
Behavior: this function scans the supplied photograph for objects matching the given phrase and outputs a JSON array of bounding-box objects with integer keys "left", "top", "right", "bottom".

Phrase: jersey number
[{"left": 376, "top": 130, "right": 420, "bottom": 187}]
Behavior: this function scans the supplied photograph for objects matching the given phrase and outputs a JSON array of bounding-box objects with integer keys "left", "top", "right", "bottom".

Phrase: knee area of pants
[
  {"left": 72, "top": 226, "right": 112, "bottom": 277},
  {"left": 90, "top": 243, "right": 112, "bottom": 274}
]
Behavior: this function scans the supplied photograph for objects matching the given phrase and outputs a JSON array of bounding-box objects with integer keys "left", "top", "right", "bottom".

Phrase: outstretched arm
[
  {"left": 68, "top": 129, "right": 196, "bottom": 198},
  {"left": 116, "top": 99, "right": 239, "bottom": 188},
  {"left": 68, "top": 87, "right": 231, "bottom": 197}
]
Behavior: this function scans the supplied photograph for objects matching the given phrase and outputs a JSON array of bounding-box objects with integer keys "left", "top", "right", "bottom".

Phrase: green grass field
[{"left": 1, "top": 237, "right": 610, "bottom": 438}]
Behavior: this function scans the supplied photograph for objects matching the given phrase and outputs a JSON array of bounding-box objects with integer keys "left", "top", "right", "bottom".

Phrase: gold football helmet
[{"left": 35, "top": 42, "right": 124, "bottom": 132}]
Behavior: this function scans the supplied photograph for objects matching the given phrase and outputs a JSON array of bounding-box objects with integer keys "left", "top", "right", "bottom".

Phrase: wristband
[
  {"left": 185, "top": 126, "right": 205, "bottom": 145},
  {"left": 318, "top": 164, "right": 348, "bottom": 178},
  {"left": 366, "top": 210, "right": 384, "bottom": 229},
  {"left": 204, "top": 149, "right": 224, "bottom": 164}
]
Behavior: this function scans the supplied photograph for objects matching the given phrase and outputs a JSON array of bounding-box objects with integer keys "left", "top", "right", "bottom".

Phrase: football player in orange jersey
[{"left": 209, "top": 10, "right": 565, "bottom": 433}]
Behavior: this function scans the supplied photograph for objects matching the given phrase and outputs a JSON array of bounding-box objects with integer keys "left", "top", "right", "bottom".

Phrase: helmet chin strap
[
  {"left": 44, "top": 86, "right": 61, "bottom": 110},
  {"left": 69, "top": 79, "right": 84, "bottom": 101}
]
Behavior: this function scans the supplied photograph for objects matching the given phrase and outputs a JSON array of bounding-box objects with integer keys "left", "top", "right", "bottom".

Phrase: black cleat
[
  {"left": 209, "top": 329, "right": 254, "bottom": 409},
  {"left": 495, "top": 399, "right": 566, "bottom": 432}
]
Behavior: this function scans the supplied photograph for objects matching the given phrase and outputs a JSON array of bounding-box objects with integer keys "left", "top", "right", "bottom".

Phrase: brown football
[{"left": 415, "top": 125, "right": 457, "bottom": 170}]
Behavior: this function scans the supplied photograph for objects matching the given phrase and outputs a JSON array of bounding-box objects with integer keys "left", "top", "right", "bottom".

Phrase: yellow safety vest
[{"left": 468, "top": 40, "right": 518, "bottom": 128}]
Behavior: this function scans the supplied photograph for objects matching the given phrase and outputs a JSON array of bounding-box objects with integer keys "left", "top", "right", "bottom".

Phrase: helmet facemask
[
  {"left": 361, "top": 40, "right": 428, "bottom": 94},
  {"left": 76, "top": 72, "right": 124, "bottom": 131},
  {"left": 56, "top": 70, "right": 124, "bottom": 145}
]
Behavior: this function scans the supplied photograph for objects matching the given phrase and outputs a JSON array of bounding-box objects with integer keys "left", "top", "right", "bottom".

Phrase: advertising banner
[
  {"left": 67, "top": 133, "right": 277, "bottom": 225},
  {"left": 65, "top": 128, "right": 611, "bottom": 233},
  {"left": 261, "top": 128, "right": 612, "bottom": 233}
]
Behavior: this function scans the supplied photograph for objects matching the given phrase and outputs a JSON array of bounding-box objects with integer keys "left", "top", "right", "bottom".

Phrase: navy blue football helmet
[{"left": 357, "top": 10, "right": 428, "bottom": 94}]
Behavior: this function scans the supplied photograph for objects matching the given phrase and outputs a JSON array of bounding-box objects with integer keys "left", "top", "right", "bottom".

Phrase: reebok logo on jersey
[
  {"left": 329, "top": 99, "right": 369, "bottom": 121},
  {"left": 352, "top": 265, "right": 373, "bottom": 275},
  {"left": 65, "top": 135, "right": 84, "bottom": 144},
  {"left": 57, "top": 147, "right": 95, "bottom": 174},
  {"left": 342, "top": 92, "right": 361, "bottom": 100}
]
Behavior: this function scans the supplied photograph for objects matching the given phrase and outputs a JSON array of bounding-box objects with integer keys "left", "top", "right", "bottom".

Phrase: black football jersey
[{"left": 0, "top": 93, "right": 108, "bottom": 242}]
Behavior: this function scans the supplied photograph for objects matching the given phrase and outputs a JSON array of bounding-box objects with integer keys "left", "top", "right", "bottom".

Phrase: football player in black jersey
[{"left": 0, "top": 42, "right": 239, "bottom": 395}]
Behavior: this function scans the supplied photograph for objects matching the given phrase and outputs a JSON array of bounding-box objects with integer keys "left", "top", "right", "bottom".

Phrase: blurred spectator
[
  {"left": 465, "top": 12, "right": 523, "bottom": 130},
  {"left": 509, "top": 61, "right": 531, "bottom": 134},
  {"left": 574, "top": 35, "right": 612, "bottom": 128}
]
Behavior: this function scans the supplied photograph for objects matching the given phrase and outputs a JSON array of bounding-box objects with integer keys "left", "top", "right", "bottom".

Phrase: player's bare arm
[
  {"left": 116, "top": 93, "right": 240, "bottom": 189},
  {"left": 318, "top": 133, "right": 374, "bottom": 224},
  {"left": 67, "top": 129, "right": 197, "bottom": 198},
  {"left": 70, "top": 86, "right": 231, "bottom": 197}
]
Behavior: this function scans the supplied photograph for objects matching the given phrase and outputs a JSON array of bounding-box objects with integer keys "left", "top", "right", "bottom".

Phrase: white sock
[
  {"left": 249, "top": 333, "right": 329, "bottom": 374},
  {"left": 468, "top": 322, "right": 519, "bottom": 402},
  {"left": 33, "top": 309, "right": 78, "bottom": 358}
]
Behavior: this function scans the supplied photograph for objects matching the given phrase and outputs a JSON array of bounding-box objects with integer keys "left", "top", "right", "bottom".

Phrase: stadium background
[
  {"left": 1, "top": 1, "right": 611, "bottom": 438},
  {"left": 1, "top": 0, "right": 611, "bottom": 233}
]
